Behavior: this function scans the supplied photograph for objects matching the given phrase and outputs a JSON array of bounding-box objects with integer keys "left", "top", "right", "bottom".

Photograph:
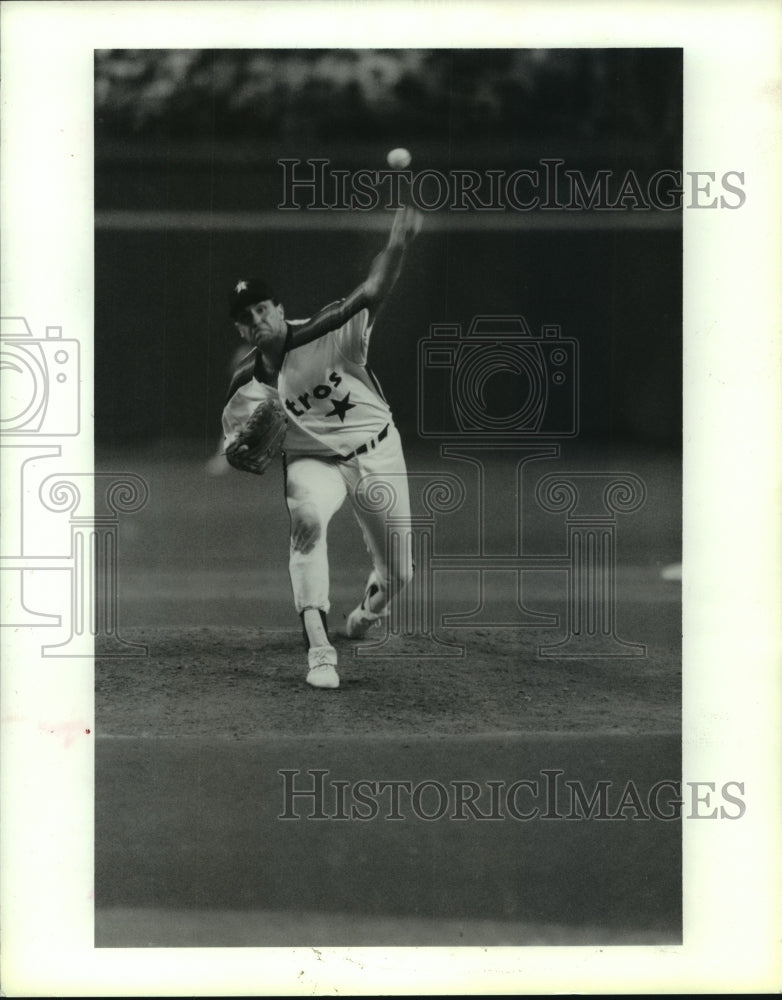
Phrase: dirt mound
[{"left": 96, "top": 626, "right": 679, "bottom": 739}]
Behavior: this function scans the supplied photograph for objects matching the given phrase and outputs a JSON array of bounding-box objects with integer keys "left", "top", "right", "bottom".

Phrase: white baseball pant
[{"left": 285, "top": 425, "right": 413, "bottom": 617}]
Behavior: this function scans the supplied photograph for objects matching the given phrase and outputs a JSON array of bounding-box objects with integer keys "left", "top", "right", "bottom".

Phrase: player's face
[{"left": 235, "top": 299, "right": 286, "bottom": 348}]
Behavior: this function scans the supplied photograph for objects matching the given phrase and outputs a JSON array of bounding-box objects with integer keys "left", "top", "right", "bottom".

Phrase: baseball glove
[{"left": 225, "top": 397, "right": 287, "bottom": 475}]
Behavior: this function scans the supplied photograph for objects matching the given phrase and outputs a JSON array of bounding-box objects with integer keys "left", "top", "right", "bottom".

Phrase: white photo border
[{"left": 1, "top": 0, "right": 780, "bottom": 994}]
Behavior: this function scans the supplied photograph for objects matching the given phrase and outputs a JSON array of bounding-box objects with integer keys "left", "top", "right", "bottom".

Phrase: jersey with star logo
[
  {"left": 325, "top": 392, "right": 356, "bottom": 422},
  {"left": 278, "top": 304, "right": 393, "bottom": 458},
  {"left": 223, "top": 296, "right": 393, "bottom": 459}
]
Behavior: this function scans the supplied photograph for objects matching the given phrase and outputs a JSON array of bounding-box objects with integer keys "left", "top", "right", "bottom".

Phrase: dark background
[{"left": 94, "top": 49, "right": 682, "bottom": 454}]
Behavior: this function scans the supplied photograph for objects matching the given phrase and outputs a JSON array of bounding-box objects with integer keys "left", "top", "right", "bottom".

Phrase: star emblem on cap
[
  {"left": 325, "top": 393, "right": 356, "bottom": 422},
  {"left": 235, "top": 280, "right": 249, "bottom": 293}
]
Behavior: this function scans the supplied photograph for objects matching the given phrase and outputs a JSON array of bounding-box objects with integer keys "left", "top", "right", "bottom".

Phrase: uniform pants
[{"left": 285, "top": 426, "right": 413, "bottom": 617}]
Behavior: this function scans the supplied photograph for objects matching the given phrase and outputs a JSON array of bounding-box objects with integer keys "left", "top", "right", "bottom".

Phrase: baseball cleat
[
  {"left": 306, "top": 644, "right": 340, "bottom": 689},
  {"left": 345, "top": 604, "right": 381, "bottom": 639}
]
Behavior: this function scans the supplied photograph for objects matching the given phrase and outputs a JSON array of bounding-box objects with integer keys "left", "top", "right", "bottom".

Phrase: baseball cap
[{"left": 229, "top": 278, "right": 277, "bottom": 319}]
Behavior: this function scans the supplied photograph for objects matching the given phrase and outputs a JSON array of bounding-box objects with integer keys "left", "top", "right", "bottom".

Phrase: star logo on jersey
[
  {"left": 325, "top": 392, "right": 356, "bottom": 422},
  {"left": 235, "top": 280, "right": 249, "bottom": 293}
]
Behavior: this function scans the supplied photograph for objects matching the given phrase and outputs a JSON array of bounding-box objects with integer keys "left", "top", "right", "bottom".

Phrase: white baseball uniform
[{"left": 222, "top": 296, "right": 413, "bottom": 619}]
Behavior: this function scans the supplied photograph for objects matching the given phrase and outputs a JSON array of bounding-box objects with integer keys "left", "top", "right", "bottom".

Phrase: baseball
[{"left": 386, "top": 147, "right": 412, "bottom": 169}]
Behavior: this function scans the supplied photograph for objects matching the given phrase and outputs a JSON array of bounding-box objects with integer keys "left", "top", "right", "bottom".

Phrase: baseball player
[{"left": 221, "top": 206, "right": 423, "bottom": 689}]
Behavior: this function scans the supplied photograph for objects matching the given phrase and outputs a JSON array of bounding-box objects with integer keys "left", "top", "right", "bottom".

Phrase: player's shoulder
[
  {"left": 285, "top": 310, "right": 341, "bottom": 352},
  {"left": 290, "top": 301, "right": 342, "bottom": 330},
  {"left": 321, "top": 298, "right": 371, "bottom": 334}
]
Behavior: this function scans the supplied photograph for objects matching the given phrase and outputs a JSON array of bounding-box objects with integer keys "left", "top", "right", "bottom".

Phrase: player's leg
[
  {"left": 285, "top": 456, "right": 347, "bottom": 687},
  {"left": 343, "top": 428, "right": 414, "bottom": 637}
]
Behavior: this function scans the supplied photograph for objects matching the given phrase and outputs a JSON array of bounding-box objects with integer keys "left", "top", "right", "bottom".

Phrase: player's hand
[{"left": 388, "top": 205, "right": 423, "bottom": 249}]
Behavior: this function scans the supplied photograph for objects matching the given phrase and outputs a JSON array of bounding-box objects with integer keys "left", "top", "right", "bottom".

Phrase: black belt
[{"left": 342, "top": 424, "right": 389, "bottom": 461}]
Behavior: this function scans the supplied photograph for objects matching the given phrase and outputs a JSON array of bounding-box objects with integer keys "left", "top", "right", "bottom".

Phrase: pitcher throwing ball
[{"left": 221, "top": 206, "right": 423, "bottom": 689}]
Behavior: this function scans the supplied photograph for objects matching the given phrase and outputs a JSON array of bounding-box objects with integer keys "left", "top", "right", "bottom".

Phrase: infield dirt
[{"left": 96, "top": 623, "right": 679, "bottom": 739}]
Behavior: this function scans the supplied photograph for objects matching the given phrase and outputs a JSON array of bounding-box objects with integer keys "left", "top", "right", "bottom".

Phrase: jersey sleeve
[
  {"left": 286, "top": 300, "right": 374, "bottom": 366},
  {"left": 335, "top": 306, "right": 373, "bottom": 365}
]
